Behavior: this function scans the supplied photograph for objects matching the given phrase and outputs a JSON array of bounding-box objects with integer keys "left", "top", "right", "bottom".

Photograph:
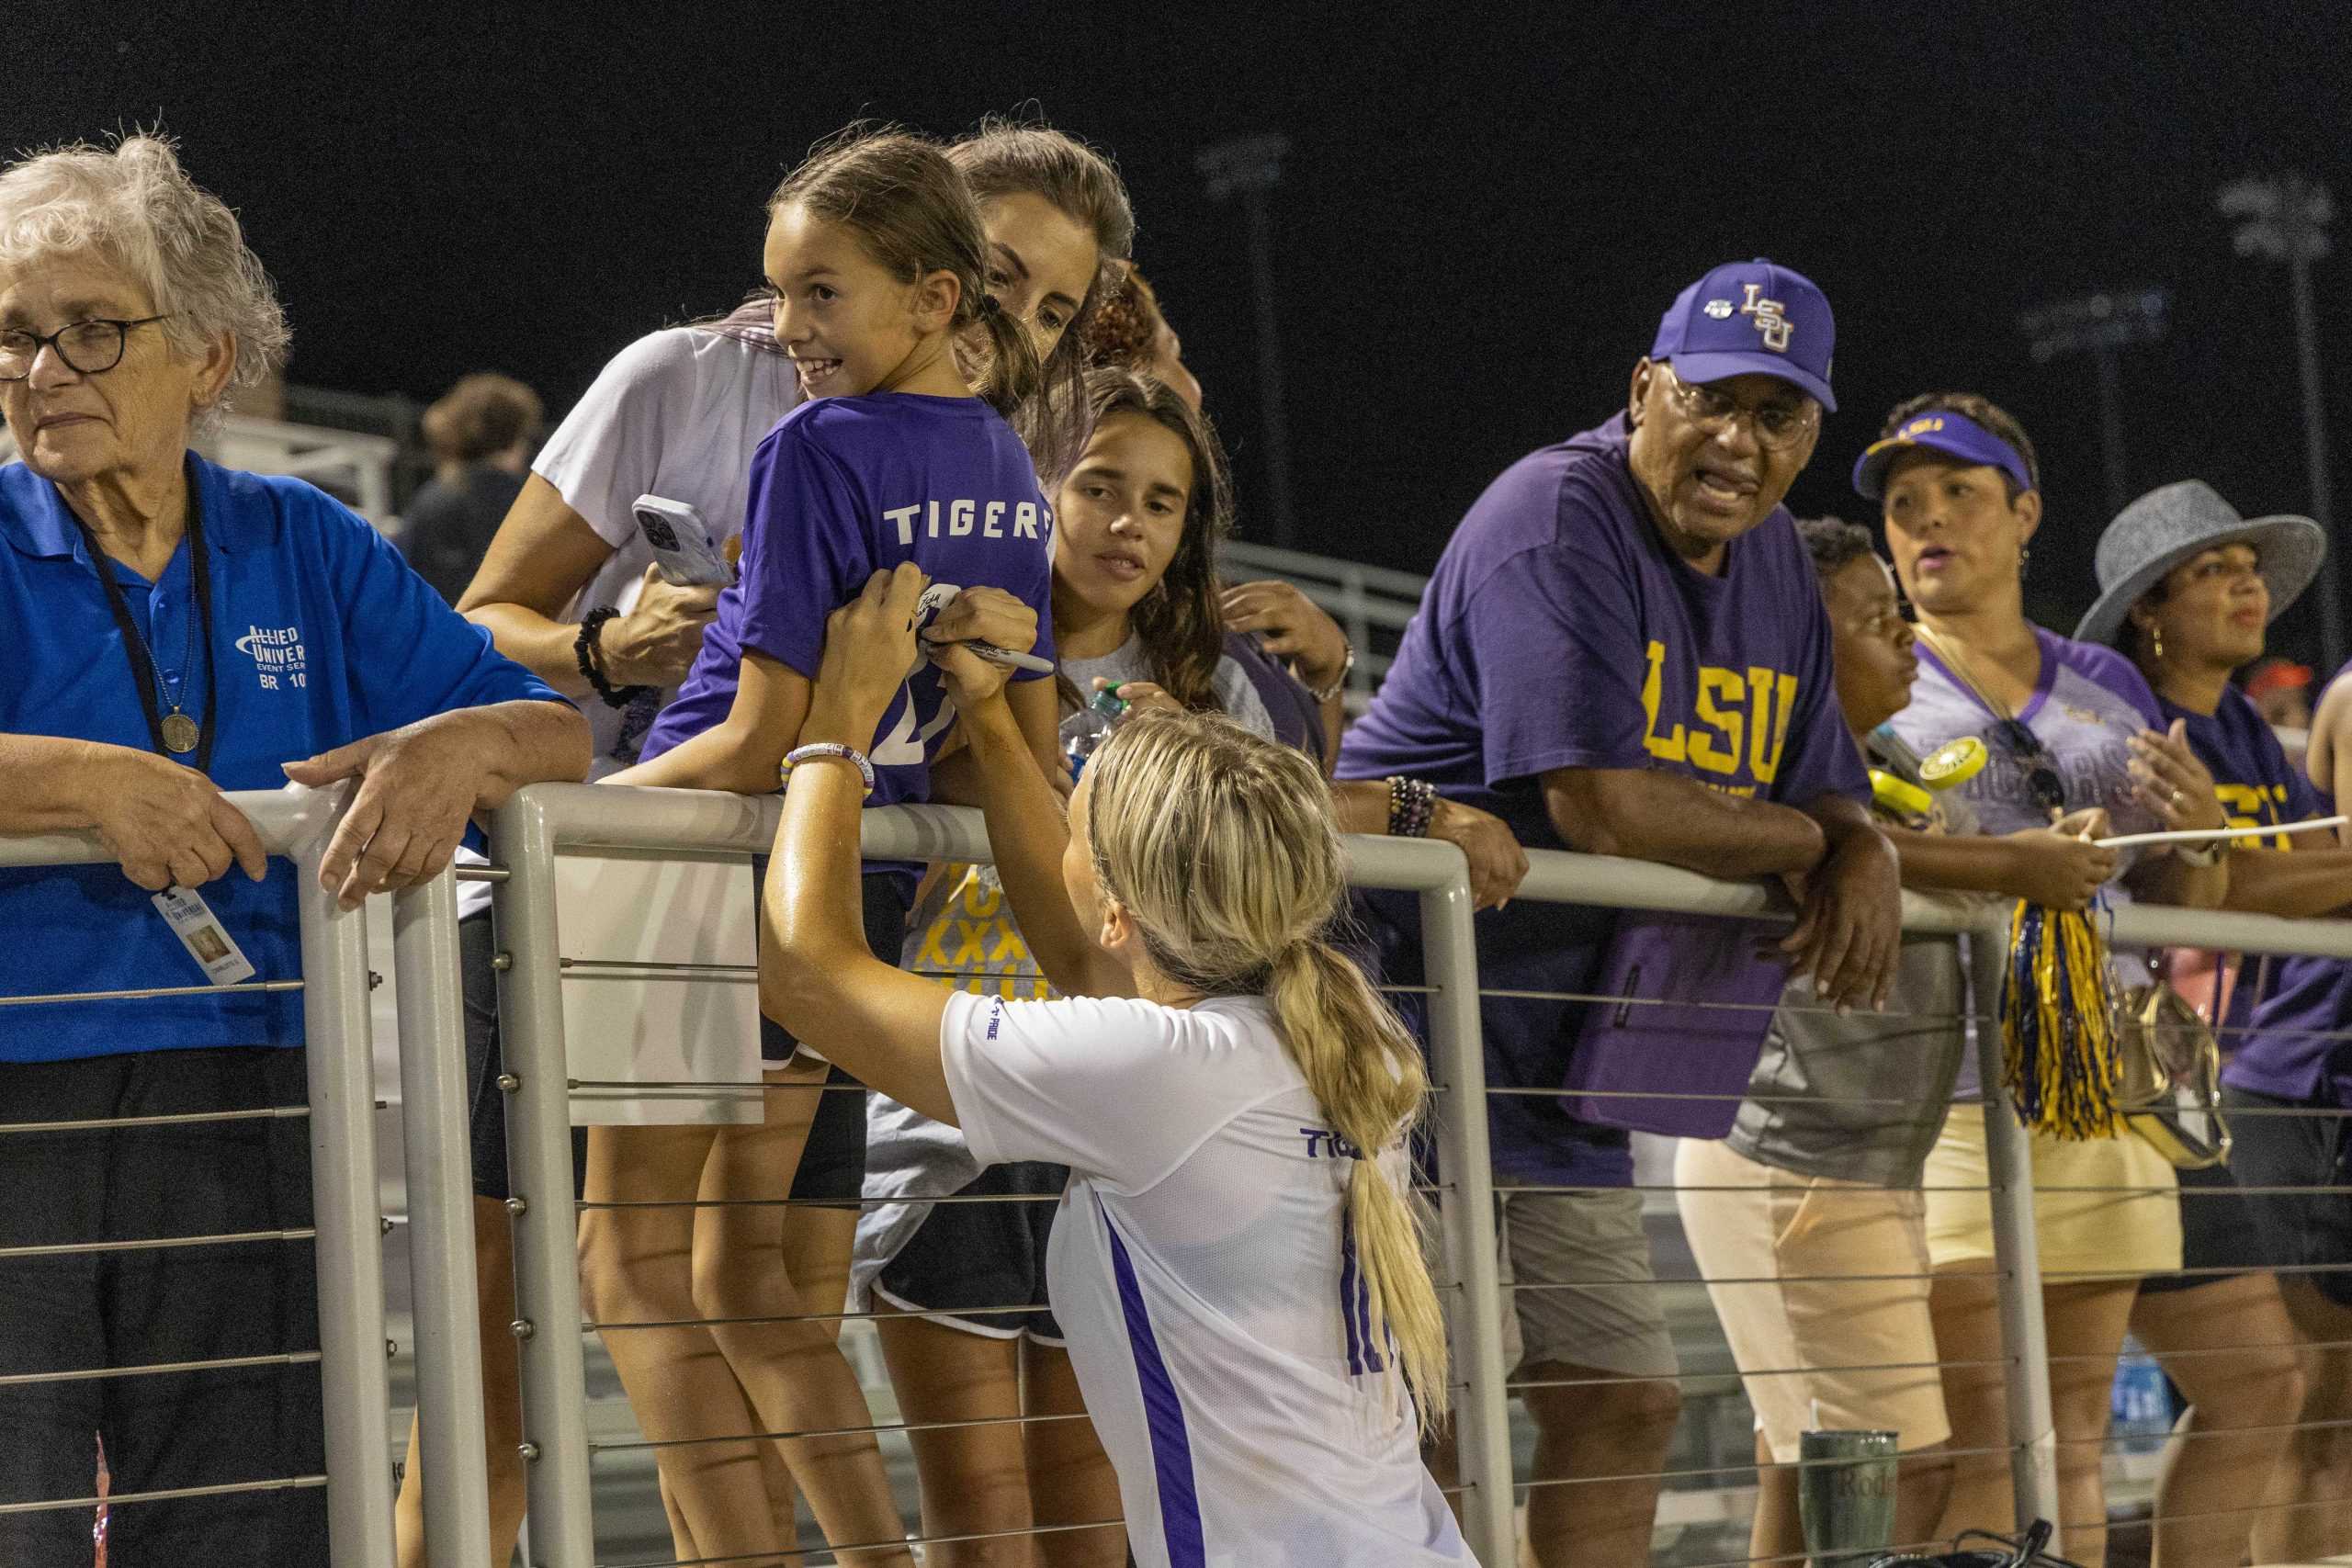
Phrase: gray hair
[{"left": 0, "top": 134, "right": 288, "bottom": 413}]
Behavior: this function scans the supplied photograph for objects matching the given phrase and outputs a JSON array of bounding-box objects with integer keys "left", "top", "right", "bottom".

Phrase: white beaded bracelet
[{"left": 780, "top": 742, "right": 876, "bottom": 798}]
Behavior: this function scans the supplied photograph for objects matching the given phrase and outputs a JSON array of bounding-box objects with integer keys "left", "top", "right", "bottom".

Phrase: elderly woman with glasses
[
  {"left": 1861, "top": 393, "right": 2227, "bottom": 1564},
  {"left": 0, "top": 136, "right": 587, "bottom": 1565}
]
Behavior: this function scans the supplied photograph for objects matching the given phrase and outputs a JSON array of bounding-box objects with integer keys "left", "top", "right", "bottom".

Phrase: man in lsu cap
[{"left": 1338, "top": 259, "right": 1898, "bottom": 1567}]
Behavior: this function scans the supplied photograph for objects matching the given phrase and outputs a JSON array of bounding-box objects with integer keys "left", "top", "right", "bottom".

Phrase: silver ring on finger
[{"left": 2169, "top": 786, "right": 2184, "bottom": 808}]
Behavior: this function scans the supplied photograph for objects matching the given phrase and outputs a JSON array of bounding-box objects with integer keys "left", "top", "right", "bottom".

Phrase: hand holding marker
[{"left": 913, "top": 581, "right": 1054, "bottom": 674}]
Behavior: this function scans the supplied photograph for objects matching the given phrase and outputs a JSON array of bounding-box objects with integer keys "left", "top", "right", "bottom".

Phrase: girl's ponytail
[
  {"left": 961, "top": 288, "right": 1057, "bottom": 475},
  {"left": 1267, "top": 939, "right": 1450, "bottom": 1430}
]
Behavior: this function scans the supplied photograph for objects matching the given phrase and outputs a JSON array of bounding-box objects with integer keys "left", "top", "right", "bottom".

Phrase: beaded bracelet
[
  {"left": 1386, "top": 775, "right": 1436, "bottom": 839},
  {"left": 573, "top": 606, "right": 650, "bottom": 710},
  {"left": 781, "top": 742, "right": 876, "bottom": 798}
]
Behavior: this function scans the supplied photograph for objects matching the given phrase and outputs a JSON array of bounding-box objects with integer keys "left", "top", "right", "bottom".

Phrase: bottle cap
[{"left": 1918, "top": 736, "right": 1987, "bottom": 791}]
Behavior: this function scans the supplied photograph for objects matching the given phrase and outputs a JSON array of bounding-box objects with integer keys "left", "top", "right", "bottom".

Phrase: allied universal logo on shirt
[{"left": 236, "top": 623, "right": 308, "bottom": 690}]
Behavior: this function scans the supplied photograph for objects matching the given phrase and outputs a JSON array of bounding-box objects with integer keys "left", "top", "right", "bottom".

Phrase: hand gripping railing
[
  {"left": 484, "top": 781, "right": 1520, "bottom": 1566},
  {"left": 0, "top": 785, "right": 483, "bottom": 1568}
]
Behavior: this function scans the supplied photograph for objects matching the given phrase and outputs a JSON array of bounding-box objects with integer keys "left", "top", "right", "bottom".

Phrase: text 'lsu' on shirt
[
  {"left": 1335, "top": 412, "right": 1863, "bottom": 1185},
  {"left": 939, "top": 990, "right": 1473, "bottom": 1568},
  {"left": 0, "top": 454, "right": 565, "bottom": 1063},
  {"left": 641, "top": 392, "right": 1056, "bottom": 807}
]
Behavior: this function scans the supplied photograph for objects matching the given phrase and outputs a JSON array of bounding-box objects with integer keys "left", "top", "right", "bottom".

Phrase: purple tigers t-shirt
[
  {"left": 2191, "top": 671, "right": 2352, "bottom": 1105},
  {"left": 1337, "top": 413, "right": 1866, "bottom": 1183},
  {"left": 642, "top": 392, "right": 1056, "bottom": 804}
]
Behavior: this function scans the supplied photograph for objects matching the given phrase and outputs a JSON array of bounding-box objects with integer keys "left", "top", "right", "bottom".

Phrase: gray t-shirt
[
  {"left": 1725, "top": 729, "right": 1980, "bottom": 1186},
  {"left": 850, "top": 636, "right": 1276, "bottom": 1310}
]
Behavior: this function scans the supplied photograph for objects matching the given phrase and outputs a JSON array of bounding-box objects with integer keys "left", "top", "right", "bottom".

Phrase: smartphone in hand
[{"left": 633, "top": 495, "right": 733, "bottom": 586}]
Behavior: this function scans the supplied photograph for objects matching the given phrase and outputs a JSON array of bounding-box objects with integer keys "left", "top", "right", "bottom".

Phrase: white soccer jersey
[{"left": 940, "top": 989, "right": 1476, "bottom": 1568}]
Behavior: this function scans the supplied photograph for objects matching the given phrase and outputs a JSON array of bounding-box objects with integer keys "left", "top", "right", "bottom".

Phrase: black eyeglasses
[
  {"left": 0, "top": 314, "right": 174, "bottom": 380},
  {"left": 1995, "top": 717, "right": 2067, "bottom": 816}
]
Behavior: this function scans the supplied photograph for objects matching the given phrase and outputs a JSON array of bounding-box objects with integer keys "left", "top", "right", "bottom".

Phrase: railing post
[
  {"left": 1419, "top": 862, "right": 1517, "bottom": 1562},
  {"left": 391, "top": 870, "right": 493, "bottom": 1564},
  {"left": 1970, "top": 927, "right": 2062, "bottom": 1531},
  {"left": 294, "top": 837, "right": 398, "bottom": 1568},
  {"left": 489, "top": 789, "right": 597, "bottom": 1567}
]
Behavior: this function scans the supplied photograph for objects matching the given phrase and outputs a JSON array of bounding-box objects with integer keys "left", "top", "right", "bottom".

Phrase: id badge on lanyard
[{"left": 77, "top": 488, "right": 247, "bottom": 985}]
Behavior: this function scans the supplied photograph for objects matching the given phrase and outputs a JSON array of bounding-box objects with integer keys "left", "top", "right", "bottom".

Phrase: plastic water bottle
[{"left": 1059, "top": 686, "right": 1128, "bottom": 779}]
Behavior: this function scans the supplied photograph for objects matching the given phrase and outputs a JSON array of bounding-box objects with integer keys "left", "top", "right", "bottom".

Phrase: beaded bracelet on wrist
[
  {"left": 1386, "top": 775, "right": 1436, "bottom": 838},
  {"left": 574, "top": 606, "right": 650, "bottom": 710}
]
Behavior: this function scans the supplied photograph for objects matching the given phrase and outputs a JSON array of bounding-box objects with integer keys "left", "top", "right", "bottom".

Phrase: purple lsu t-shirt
[
  {"left": 1337, "top": 413, "right": 1866, "bottom": 1185},
  {"left": 642, "top": 393, "right": 1056, "bottom": 804},
  {"left": 2191, "top": 671, "right": 2352, "bottom": 1105}
]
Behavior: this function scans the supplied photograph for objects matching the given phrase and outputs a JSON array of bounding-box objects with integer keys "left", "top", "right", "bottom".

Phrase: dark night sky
[{"left": 14, "top": 3, "right": 2352, "bottom": 660}]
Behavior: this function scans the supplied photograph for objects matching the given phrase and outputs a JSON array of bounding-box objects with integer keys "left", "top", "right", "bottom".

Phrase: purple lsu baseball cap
[
  {"left": 1851, "top": 409, "right": 2035, "bottom": 501},
  {"left": 1650, "top": 258, "right": 1837, "bottom": 412}
]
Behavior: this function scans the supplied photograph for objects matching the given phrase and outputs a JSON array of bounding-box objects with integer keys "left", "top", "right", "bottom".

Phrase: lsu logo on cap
[{"left": 1741, "top": 283, "right": 1792, "bottom": 352}]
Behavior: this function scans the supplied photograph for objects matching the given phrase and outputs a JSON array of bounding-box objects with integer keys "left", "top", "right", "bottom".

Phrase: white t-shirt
[
  {"left": 939, "top": 989, "right": 1475, "bottom": 1568},
  {"left": 457, "top": 318, "right": 801, "bottom": 918},
  {"left": 534, "top": 318, "right": 803, "bottom": 770}
]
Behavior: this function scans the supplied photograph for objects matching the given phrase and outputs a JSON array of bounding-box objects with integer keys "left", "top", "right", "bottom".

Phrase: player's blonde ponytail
[{"left": 1086, "top": 712, "right": 1449, "bottom": 1430}]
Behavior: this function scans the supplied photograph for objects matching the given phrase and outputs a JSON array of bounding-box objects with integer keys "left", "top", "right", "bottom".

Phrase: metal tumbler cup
[{"left": 1797, "top": 1427, "right": 1899, "bottom": 1568}]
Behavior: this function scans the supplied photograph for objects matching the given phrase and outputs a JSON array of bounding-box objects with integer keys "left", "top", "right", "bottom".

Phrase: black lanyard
[{"left": 74, "top": 492, "right": 217, "bottom": 774}]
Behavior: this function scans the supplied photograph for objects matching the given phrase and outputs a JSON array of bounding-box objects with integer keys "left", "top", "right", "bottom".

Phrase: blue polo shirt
[{"left": 0, "top": 453, "right": 568, "bottom": 1063}]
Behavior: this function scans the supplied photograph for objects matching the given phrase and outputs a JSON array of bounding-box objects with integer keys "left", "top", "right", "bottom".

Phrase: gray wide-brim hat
[{"left": 2073, "top": 479, "right": 2326, "bottom": 648}]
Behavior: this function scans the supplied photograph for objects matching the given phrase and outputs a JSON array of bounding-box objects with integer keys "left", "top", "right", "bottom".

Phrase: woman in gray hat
[{"left": 2083, "top": 479, "right": 2352, "bottom": 1563}]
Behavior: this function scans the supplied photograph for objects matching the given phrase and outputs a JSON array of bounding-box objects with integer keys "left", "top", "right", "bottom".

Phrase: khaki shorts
[
  {"left": 1923, "top": 1108, "right": 2182, "bottom": 1280},
  {"left": 1675, "top": 1139, "right": 1949, "bottom": 1461},
  {"left": 1444, "top": 1186, "right": 1679, "bottom": 1383}
]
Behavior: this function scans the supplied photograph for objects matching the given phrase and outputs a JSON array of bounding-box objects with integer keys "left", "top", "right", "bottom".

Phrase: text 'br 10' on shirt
[
  {"left": 0, "top": 454, "right": 567, "bottom": 1063},
  {"left": 2177, "top": 676, "right": 2352, "bottom": 1105},
  {"left": 938, "top": 989, "right": 1474, "bottom": 1568},
  {"left": 1333, "top": 412, "right": 1864, "bottom": 1185},
  {"left": 640, "top": 392, "right": 1056, "bottom": 807}
]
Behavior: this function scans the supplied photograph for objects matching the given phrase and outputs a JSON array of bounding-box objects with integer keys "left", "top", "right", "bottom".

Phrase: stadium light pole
[
  {"left": 2019, "top": 288, "right": 2171, "bottom": 520},
  {"left": 1198, "top": 133, "right": 1298, "bottom": 548},
  {"left": 2221, "top": 174, "right": 2340, "bottom": 671}
]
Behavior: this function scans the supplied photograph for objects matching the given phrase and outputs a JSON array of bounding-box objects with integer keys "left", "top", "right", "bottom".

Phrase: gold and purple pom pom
[{"left": 1999, "top": 896, "right": 2124, "bottom": 1140}]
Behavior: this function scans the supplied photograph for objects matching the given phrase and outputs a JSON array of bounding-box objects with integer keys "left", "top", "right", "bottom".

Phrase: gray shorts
[{"left": 1447, "top": 1187, "right": 1679, "bottom": 1382}]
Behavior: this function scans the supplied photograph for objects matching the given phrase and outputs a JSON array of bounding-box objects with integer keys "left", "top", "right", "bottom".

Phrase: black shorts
[
  {"left": 2140, "top": 1157, "right": 2277, "bottom": 1293},
  {"left": 874, "top": 1160, "right": 1069, "bottom": 1342},
  {"left": 464, "top": 914, "right": 870, "bottom": 1208},
  {"left": 2222, "top": 1083, "right": 2352, "bottom": 1308},
  {"left": 461, "top": 912, "right": 585, "bottom": 1203},
  {"left": 756, "top": 868, "right": 911, "bottom": 1064}
]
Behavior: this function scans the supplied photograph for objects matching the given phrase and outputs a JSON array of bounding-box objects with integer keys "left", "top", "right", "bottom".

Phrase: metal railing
[
  {"left": 33, "top": 783, "right": 2350, "bottom": 1563},
  {"left": 471, "top": 784, "right": 2352, "bottom": 1566},
  {"left": 0, "top": 786, "right": 494, "bottom": 1568}
]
